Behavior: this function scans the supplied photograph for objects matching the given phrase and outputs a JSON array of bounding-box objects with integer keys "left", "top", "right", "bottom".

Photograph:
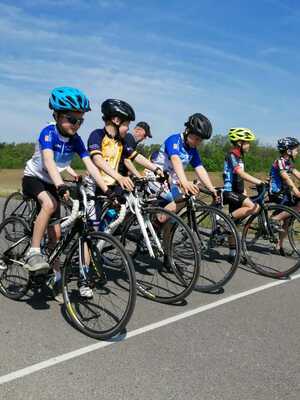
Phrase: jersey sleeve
[
  {"left": 87, "top": 130, "right": 104, "bottom": 157},
  {"left": 123, "top": 134, "right": 138, "bottom": 160},
  {"left": 164, "top": 135, "right": 181, "bottom": 158},
  {"left": 39, "top": 127, "right": 55, "bottom": 151},
  {"left": 190, "top": 149, "right": 202, "bottom": 168},
  {"left": 74, "top": 135, "right": 89, "bottom": 159},
  {"left": 277, "top": 158, "right": 294, "bottom": 173},
  {"left": 230, "top": 153, "right": 241, "bottom": 173}
]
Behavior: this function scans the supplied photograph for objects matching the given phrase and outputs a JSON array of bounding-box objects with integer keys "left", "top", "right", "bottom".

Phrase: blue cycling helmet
[{"left": 49, "top": 87, "right": 91, "bottom": 112}]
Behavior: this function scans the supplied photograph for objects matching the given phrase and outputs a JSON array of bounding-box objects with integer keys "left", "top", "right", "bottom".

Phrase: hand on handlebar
[
  {"left": 181, "top": 180, "right": 199, "bottom": 196},
  {"left": 74, "top": 174, "right": 83, "bottom": 183},
  {"left": 255, "top": 182, "right": 267, "bottom": 196},
  {"left": 117, "top": 175, "right": 134, "bottom": 192},
  {"left": 154, "top": 167, "right": 164, "bottom": 178},
  {"left": 57, "top": 184, "right": 70, "bottom": 202}
]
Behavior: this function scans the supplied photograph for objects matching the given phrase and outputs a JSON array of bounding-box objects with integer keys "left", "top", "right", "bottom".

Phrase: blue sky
[{"left": 0, "top": 0, "right": 300, "bottom": 145}]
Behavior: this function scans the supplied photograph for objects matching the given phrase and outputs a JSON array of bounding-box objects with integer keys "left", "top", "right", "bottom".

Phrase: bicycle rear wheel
[
  {"left": 0, "top": 216, "right": 31, "bottom": 299},
  {"left": 121, "top": 207, "right": 200, "bottom": 304},
  {"left": 62, "top": 232, "right": 136, "bottom": 340},
  {"left": 181, "top": 204, "right": 241, "bottom": 292},
  {"left": 242, "top": 204, "right": 300, "bottom": 278},
  {"left": 2, "top": 192, "right": 35, "bottom": 224}
]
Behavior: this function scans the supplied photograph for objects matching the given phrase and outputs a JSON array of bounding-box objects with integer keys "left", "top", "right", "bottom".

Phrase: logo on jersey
[
  {"left": 44, "top": 135, "right": 51, "bottom": 142},
  {"left": 89, "top": 144, "right": 100, "bottom": 150},
  {"left": 173, "top": 143, "right": 179, "bottom": 150}
]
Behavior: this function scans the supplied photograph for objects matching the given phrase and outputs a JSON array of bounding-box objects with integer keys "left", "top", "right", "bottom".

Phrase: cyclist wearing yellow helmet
[{"left": 223, "top": 127, "right": 264, "bottom": 222}]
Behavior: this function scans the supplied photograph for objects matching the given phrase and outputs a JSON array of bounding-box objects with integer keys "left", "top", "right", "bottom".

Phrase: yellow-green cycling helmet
[{"left": 228, "top": 127, "right": 256, "bottom": 142}]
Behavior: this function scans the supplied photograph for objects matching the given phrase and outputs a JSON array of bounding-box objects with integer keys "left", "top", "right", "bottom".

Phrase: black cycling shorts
[
  {"left": 269, "top": 192, "right": 298, "bottom": 207},
  {"left": 22, "top": 175, "right": 61, "bottom": 219},
  {"left": 223, "top": 191, "right": 247, "bottom": 213}
]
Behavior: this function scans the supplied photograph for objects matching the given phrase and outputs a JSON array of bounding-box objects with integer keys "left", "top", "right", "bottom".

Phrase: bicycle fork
[{"left": 128, "top": 195, "right": 164, "bottom": 258}]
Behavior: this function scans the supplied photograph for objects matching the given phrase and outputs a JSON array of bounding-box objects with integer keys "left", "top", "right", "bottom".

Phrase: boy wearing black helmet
[
  {"left": 86, "top": 99, "right": 162, "bottom": 228},
  {"left": 269, "top": 137, "right": 300, "bottom": 209},
  {"left": 153, "top": 113, "right": 217, "bottom": 212}
]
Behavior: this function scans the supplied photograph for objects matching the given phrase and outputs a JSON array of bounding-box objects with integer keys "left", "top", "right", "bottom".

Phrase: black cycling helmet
[
  {"left": 184, "top": 113, "right": 212, "bottom": 139},
  {"left": 101, "top": 99, "right": 135, "bottom": 122},
  {"left": 277, "top": 137, "right": 300, "bottom": 152},
  {"left": 136, "top": 121, "right": 152, "bottom": 138}
]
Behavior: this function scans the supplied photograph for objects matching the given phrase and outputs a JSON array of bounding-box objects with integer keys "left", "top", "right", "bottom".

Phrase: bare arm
[
  {"left": 134, "top": 154, "right": 159, "bottom": 172},
  {"left": 170, "top": 155, "right": 198, "bottom": 195},
  {"left": 124, "top": 159, "right": 143, "bottom": 178},
  {"left": 195, "top": 165, "right": 215, "bottom": 192},
  {"left": 236, "top": 168, "right": 262, "bottom": 185},
  {"left": 90, "top": 154, "right": 134, "bottom": 191},
  {"left": 282, "top": 170, "right": 300, "bottom": 196},
  {"left": 65, "top": 165, "right": 79, "bottom": 179},
  {"left": 92, "top": 154, "right": 122, "bottom": 182},
  {"left": 82, "top": 157, "right": 108, "bottom": 192},
  {"left": 42, "top": 149, "right": 64, "bottom": 188},
  {"left": 292, "top": 168, "right": 300, "bottom": 181}
]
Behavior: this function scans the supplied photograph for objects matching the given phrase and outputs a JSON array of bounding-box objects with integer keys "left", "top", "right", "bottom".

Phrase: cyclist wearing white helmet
[{"left": 22, "top": 87, "right": 109, "bottom": 300}]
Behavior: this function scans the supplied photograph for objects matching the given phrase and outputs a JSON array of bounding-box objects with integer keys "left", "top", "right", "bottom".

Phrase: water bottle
[{"left": 99, "top": 208, "right": 118, "bottom": 232}]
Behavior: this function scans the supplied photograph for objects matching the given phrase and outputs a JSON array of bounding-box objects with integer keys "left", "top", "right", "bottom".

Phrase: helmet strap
[
  {"left": 183, "top": 129, "right": 191, "bottom": 149},
  {"left": 56, "top": 123, "right": 73, "bottom": 138},
  {"left": 287, "top": 149, "right": 294, "bottom": 161},
  {"left": 106, "top": 119, "right": 121, "bottom": 139}
]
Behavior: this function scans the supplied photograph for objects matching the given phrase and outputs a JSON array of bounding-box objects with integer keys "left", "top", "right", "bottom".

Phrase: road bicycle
[
  {"left": 240, "top": 184, "right": 300, "bottom": 278},
  {"left": 0, "top": 182, "right": 136, "bottom": 340},
  {"left": 92, "top": 176, "right": 201, "bottom": 304}
]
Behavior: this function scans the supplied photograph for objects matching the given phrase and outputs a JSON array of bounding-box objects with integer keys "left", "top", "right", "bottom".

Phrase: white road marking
[{"left": 1, "top": 273, "right": 300, "bottom": 385}]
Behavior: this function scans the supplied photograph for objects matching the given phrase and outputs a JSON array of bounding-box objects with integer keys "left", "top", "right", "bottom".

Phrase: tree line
[{"left": 0, "top": 136, "right": 298, "bottom": 172}]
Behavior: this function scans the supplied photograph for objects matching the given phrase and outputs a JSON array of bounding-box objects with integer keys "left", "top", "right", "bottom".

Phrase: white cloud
[{"left": 0, "top": 1, "right": 299, "bottom": 146}]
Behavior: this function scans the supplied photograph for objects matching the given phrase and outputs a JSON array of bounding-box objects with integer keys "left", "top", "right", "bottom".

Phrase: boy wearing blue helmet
[{"left": 22, "top": 87, "right": 108, "bottom": 299}]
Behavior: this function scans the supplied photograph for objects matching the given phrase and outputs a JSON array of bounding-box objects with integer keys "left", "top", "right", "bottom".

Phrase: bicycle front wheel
[
  {"left": 181, "top": 204, "right": 241, "bottom": 292},
  {"left": 242, "top": 204, "right": 300, "bottom": 278},
  {"left": 121, "top": 207, "right": 200, "bottom": 304},
  {"left": 62, "top": 232, "right": 136, "bottom": 340}
]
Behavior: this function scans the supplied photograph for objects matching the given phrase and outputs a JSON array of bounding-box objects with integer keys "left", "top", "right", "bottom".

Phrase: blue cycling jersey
[
  {"left": 24, "top": 123, "right": 89, "bottom": 183},
  {"left": 154, "top": 133, "right": 202, "bottom": 184},
  {"left": 269, "top": 157, "right": 294, "bottom": 193},
  {"left": 223, "top": 148, "right": 245, "bottom": 193}
]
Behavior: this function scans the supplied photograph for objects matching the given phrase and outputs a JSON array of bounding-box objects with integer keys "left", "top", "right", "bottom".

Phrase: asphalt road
[{"left": 0, "top": 197, "right": 300, "bottom": 400}]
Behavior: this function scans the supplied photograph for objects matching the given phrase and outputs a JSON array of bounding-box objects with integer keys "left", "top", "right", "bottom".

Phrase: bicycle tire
[
  {"left": 180, "top": 203, "right": 241, "bottom": 292},
  {"left": 0, "top": 216, "right": 31, "bottom": 299},
  {"left": 242, "top": 204, "right": 300, "bottom": 278},
  {"left": 121, "top": 207, "right": 200, "bottom": 304},
  {"left": 287, "top": 215, "right": 300, "bottom": 257},
  {"left": 62, "top": 232, "right": 136, "bottom": 340},
  {"left": 2, "top": 192, "right": 35, "bottom": 224}
]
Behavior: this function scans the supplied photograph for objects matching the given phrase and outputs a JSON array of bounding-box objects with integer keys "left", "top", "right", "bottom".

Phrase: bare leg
[{"left": 32, "top": 191, "right": 58, "bottom": 248}]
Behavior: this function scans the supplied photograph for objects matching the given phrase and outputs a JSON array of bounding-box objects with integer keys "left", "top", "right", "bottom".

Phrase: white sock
[{"left": 28, "top": 247, "right": 40, "bottom": 255}]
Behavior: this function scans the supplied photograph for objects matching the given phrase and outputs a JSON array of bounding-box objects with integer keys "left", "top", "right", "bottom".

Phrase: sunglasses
[{"left": 63, "top": 114, "right": 85, "bottom": 126}]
